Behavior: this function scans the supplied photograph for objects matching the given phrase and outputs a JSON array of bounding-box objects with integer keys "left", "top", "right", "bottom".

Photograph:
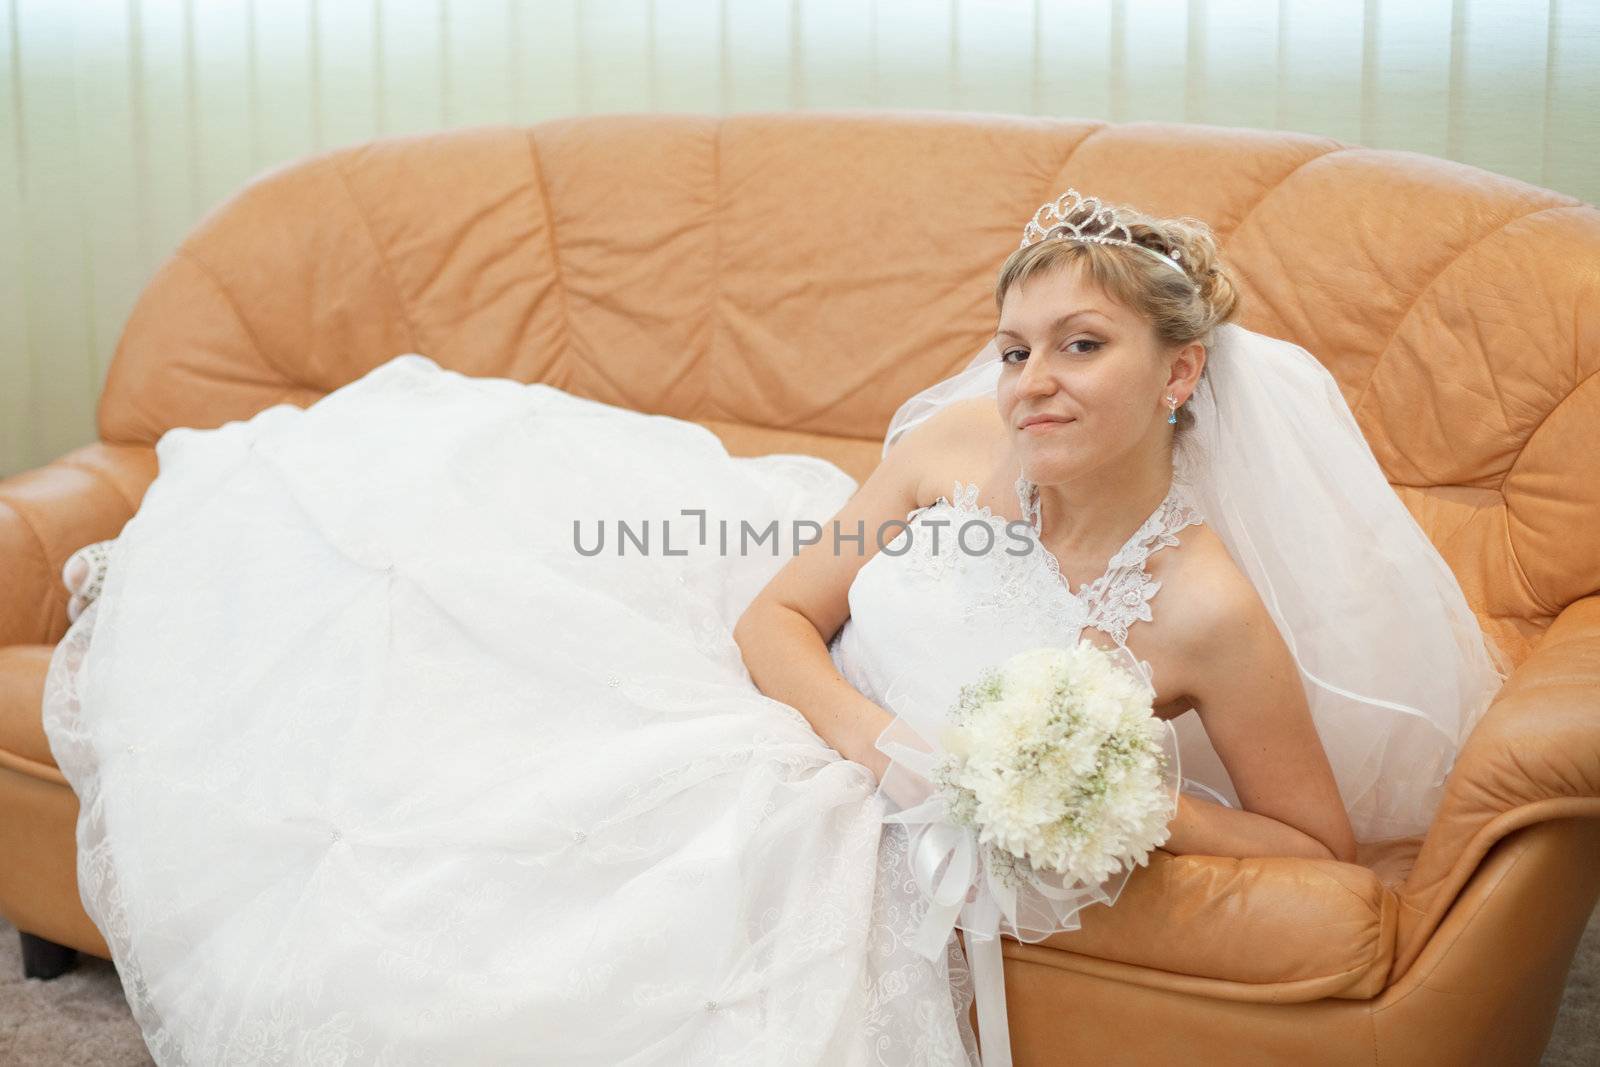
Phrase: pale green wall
[{"left": 2, "top": 0, "right": 1596, "bottom": 476}]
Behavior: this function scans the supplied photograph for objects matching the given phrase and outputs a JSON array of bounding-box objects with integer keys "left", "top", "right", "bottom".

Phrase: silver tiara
[{"left": 1020, "top": 189, "right": 1189, "bottom": 279}]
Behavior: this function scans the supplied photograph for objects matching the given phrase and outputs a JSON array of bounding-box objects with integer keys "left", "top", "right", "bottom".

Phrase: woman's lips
[{"left": 1021, "top": 417, "right": 1074, "bottom": 433}]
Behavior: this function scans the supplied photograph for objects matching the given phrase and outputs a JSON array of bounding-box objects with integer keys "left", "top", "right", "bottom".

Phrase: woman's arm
[
  {"left": 734, "top": 402, "right": 979, "bottom": 780},
  {"left": 1162, "top": 792, "right": 1346, "bottom": 862},
  {"left": 734, "top": 597, "right": 894, "bottom": 779},
  {"left": 1170, "top": 559, "right": 1360, "bottom": 864}
]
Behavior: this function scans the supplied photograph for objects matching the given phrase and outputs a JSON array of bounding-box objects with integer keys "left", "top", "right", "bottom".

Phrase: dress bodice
[{"left": 829, "top": 465, "right": 1205, "bottom": 721}]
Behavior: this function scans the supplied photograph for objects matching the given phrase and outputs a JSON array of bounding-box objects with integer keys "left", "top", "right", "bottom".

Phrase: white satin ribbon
[{"left": 880, "top": 737, "right": 1016, "bottom": 1067}]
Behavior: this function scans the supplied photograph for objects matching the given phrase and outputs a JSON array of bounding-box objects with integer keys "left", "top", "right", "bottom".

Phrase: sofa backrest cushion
[{"left": 96, "top": 113, "right": 1600, "bottom": 662}]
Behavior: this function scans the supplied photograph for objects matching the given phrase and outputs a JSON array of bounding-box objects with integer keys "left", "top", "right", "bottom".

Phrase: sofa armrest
[
  {"left": 1020, "top": 847, "right": 1396, "bottom": 1002},
  {"left": 1391, "top": 594, "right": 1600, "bottom": 977},
  {"left": 0, "top": 442, "right": 157, "bottom": 647}
]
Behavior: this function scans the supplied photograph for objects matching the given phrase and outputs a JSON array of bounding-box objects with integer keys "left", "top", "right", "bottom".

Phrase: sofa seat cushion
[
  {"left": 693, "top": 418, "right": 882, "bottom": 485},
  {"left": 0, "top": 645, "right": 65, "bottom": 783}
]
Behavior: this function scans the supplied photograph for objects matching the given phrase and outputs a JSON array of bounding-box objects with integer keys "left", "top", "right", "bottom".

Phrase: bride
[{"left": 43, "top": 190, "right": 1507, "bottom": 1065}]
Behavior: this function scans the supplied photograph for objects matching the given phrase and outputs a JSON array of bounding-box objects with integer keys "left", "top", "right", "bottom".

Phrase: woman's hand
[{"left": 845, "top": 718, "right": 894, "bottom": 786}]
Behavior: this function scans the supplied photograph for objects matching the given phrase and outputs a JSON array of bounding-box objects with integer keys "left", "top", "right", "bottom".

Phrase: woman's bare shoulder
[
  {"left": 1156, "top": 519, "right": 1282, "bottom": 660},
  {"left": 889, "top": 395, "right": 1009, "bottom": 502}
]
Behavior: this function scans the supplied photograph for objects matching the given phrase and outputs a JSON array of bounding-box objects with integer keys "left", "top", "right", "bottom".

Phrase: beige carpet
[{"left": 2, "top": 907, "right": 1597, "bottom": 1065}]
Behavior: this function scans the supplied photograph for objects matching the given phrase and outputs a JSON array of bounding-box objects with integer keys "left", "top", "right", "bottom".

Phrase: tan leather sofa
[{"left": 2, "top": 112, "right": 1597, "bottom": 1065}]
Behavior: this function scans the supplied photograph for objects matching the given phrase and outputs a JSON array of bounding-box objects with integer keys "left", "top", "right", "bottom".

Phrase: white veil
[{"left": 882, "top": 321, "right": 1511, "bottom": 843}]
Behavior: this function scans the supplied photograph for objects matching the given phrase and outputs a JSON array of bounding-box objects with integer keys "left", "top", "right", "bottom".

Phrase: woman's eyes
[{"left": 999, "top": 340, "right": 1103, "bottom": 364}]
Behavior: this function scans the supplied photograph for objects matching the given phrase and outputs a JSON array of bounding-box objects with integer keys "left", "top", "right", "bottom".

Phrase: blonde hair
[{"left": 992, "top": 199, "right": 1241, "bottom": 433}]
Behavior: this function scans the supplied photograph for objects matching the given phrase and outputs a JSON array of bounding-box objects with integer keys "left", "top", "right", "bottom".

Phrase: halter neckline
[{"left": 1012, "top": 471, "right": 1184, "bottom": 598}]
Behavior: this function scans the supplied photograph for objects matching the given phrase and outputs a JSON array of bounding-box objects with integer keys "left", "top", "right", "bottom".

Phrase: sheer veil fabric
[{"left": 881, "top": 322, "right": 1512, "bottom": 842}]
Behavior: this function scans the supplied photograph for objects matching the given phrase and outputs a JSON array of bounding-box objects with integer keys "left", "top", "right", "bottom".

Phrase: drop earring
[{"left": 1166, "top": 394, "right": 1179, "bottom": 425}]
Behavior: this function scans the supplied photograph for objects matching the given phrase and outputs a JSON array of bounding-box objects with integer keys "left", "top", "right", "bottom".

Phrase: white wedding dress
[{"left": 43, "top": 353, "right": 1215, "bottom": 1066}]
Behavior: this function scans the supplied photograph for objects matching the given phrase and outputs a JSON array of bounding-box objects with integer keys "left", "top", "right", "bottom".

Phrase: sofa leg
[{"left": 19, "top": 931, "right": 79, "bottom": 980}]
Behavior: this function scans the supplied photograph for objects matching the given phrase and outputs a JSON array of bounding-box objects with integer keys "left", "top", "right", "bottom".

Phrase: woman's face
[{"left": 994, "top": 264, "right": 1191, "bottom": 485}]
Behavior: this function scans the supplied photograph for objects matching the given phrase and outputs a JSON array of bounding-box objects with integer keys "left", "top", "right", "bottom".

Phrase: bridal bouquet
[
  {"left": 875, "top": 639, "right": 1182, "bottom": 1067},
  {"left": 931, "top": 642, "right": 1177, "bottom": 886}
]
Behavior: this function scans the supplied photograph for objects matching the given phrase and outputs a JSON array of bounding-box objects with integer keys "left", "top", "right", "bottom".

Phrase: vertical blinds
[{"left": 1, "top": 0, "right": 1594, "bottom": 476}]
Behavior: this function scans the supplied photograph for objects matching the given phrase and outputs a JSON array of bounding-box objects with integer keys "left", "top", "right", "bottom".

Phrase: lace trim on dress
[{"left": 901, "top": 474, "right": 1204, "bottom": 644}]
